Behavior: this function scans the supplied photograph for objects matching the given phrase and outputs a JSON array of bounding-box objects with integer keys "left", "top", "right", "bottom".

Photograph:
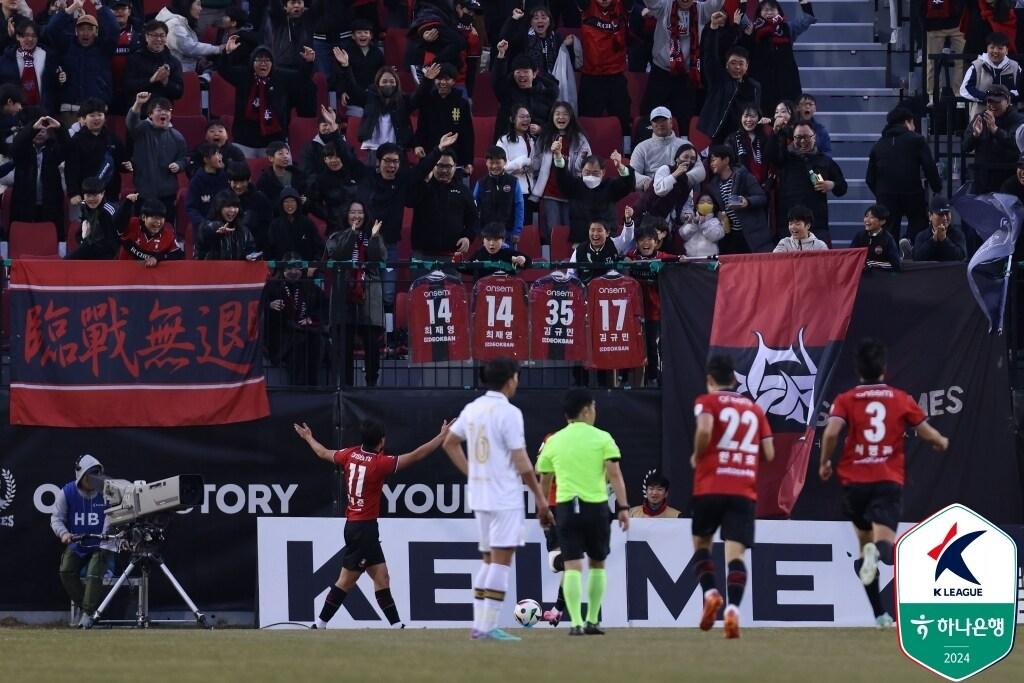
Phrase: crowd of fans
[{"left": 0, "top": 0, "right": 1018, "bottom": 385}]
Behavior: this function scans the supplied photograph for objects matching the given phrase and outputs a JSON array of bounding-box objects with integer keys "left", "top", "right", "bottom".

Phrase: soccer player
[
  {"left": 443, "top": 357, "right": 554, "bottom": 641},
  {"left": 294, "top": 418, "right": 450, "bottom": 630},
  {"left": 536, "top": 388, "right": 630, "bottom": 636},
  {"left": 690, "top": 355, "right": 774, "bottom": 639},
  {"left": 819, "top": 338, "right": 949, "bottom": 627}
]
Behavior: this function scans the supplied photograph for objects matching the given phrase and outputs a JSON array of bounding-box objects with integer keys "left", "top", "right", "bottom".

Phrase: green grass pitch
[{"left": 2, "top": 627, "right": 1020, "bottom": 683}]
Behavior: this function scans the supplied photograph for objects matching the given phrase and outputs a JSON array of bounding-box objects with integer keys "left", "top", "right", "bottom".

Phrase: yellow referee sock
[
  {"left": 563, "top": 569, "right": 584, "bottom": 628},
  {"left": 585, "top": 568, "right": 606, "bottom": 625}
]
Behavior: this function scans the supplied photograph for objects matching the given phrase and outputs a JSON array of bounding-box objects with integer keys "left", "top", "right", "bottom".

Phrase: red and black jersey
[
  {"left": 117, "top": 218, "right": 184, "bottom": 262},
  {"left": 472, "top": 274, "right": 528, "bottom": 360},
  {"left": 332, "top": 446, "right": 398, "bottom": 521},
  {"left": 624, "top": 250, "right": 674, "bottom": 322},
  {"left": 693, "top": 391, "right": 773, "bottom": 501},
  {"left": 586, "top": 274, "right": 645, "bottom": 369},
  {"left": 580, "top": 0, "right": 629, "bottom": 76},
  {"left": 529, "top": 273, "right": 589, "bottom": 363},
  {"left": 408, "top": 272, "right": 471, "bottom": 363},
  {"left": 830, "top": 384, "right": 926, "bottom": 486}
]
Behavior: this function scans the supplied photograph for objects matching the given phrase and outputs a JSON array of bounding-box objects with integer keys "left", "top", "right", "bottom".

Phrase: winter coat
[
  {"left": 739, "top": 4, "right": 816, "bottom": 114},
  {"left": 963, "top": 107, "right": 1024, "bottom": 193},
  {"left": 851, "top": 229, "right": 901, "bottom": 269},
  {"left": 867, "top": 124, "right": 943, "bottom": 197},
  {"left": 497, "top": 132, "right": 537, "bottom": 198},
  {"left": 959, "top": 52, "right": 1022, "bottom": 117},
  {"left": 773, "top": 232, "right": 829, "bottom": 252},
  {"left": 236, "top": 183, "right": 276, "bottom": 255},
  {"left": 357, "top": 85, "right": 416, "bottom": 150},
  {"left": 9, "top": 123, "right": 69, "bottom": 229},
  {"left": 349, "top": 145, "right": 442, "bottom": 245},
  {"left": 492, "top": 54, "right": 558, "bottom": 141},
  {"left": 124, "top": 46, "right": 185, "bottom": 104},
  {"left": 407, "top": 176, "right": 478, "bottom": 253},
  {"left": 331, "top": 42, "right": 385, "bottom": 109},
  {"left": 679, "top": 214, "right": 725, "bottom": 258},
  {"left": 630, "top": 134, "right": 691, "bottom": 190},
  {"left": 126, "top": 109, "right": 189, "bottom": 199},
  {"left": 186, "top": 169, "right": 230, "bottom": 230},
  {"left": 555, "top": 162, "right": 635, "bottom": 244},
  {"left": 68, "top": 201, "right": 119, "bottom": 259},
  {"left": 636, "top": 161, "right": 707, "bottom": 220},
  {"left": 0, "top": 45, "right": 60, "bottom": 115},
  {"left": 697, "top": 25, "right": 762, "bottom": 142},
  {"left": 256, "top": 165, "right": 308, "bottom": 205},
  {"left": 307, "top": 166, "right": 361, "bottom": 223},
  {"left": 324, "top": 228, "right": 386, "bottom": 328},
  {"left": 196, "top": 218, "right": 257, "bottom": 260},
  {"left": 64, "top": 126, "right": 128, "bottom": 199},
  {"left": 218, "top": 46, "right": 312, "bottom": 148},
  {"left": 412, "top": 81, "right": 474, "bottom": 165},
  {"left": 766, "top": 131, "right": 848, "bottom": 243},
  {"left": 706, "top": 165, "right": 773, "bottom": 252},
  {"left": 530, "top": 133, "right": 591, "bottom": 203},
  {"left": 156, "top": 7, "right": 222, "bottom": 73},
  {"left": 42, "top": 7, "right": 119, "bottom": 107},
  {"left": 912, "top": 225, "right": 967, "bottom": 261}
]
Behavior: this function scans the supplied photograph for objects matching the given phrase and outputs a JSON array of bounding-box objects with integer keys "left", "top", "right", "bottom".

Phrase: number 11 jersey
[
  {"left": 332, "top": 447, "right": 399, "bottom": 521},
  {"left": 829, "top": 384, "right": 926, "bottom": 486}
]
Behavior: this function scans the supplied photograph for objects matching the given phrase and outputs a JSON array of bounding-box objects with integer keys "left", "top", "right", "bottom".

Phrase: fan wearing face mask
[
  {"left": 553, "top": 141, "right": 634, "bottom": 248},
  {"left": 678, "top": 193, "right": 726, "bottom": 258}
]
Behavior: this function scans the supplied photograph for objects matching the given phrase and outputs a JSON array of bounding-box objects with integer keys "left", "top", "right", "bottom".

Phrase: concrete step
[
  {"left": 800, "top": 93, "right": 903, "bottom": 113},
  {"left": 801, "top": 22, "right": 876, "bottom": 43},
  {"left": 807, "top": 0, "right": 878, "bottom": 22},
  {"left": 795, "top": 44, "right": 888, "bottom": 69},
  {"left": 843, "top": 179, "right": 875, "bottom": 201},
  {"left": 834, "top": 156, "right": 868, "bottom": 177},
  {"left": 830, "top": 221, "right": 868, "bottom": 244},
  {"left": 829, "top": 134, "right": 883, "bottom": 157},
  {"left": 814, "top": 111, "right": 887, "bottom": 135},
  {"left": 800, "top": 66, "right": 888, "bottom": 89},
  {"left": 830, "top": 198, "right": 877, "bottom": 223}
]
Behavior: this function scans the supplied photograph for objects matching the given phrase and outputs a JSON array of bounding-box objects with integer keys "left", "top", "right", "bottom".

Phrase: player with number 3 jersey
[
  {"left": 690, "top": 355, "right": 774, "bottom": 640},
  {"left": 294, "top": 418, "right": 450, "bottom": 630},
  {"left": 819, "top": 339, "right": 948, "bottom": 628}
]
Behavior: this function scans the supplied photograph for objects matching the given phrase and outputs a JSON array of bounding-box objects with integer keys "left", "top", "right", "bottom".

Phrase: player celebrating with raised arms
[
  {"left": 443, "top": 357, "right": 554, "bottom": 641},
  {"left": 536, "top": 389, "right": 630, "bottom": 636},
  {"left": 294, "top": 418, "right": 450, "bottom": 630},
  {"left": 819, "top": 338, "right": 949, "bottom": 627},
  {"left": 690, "top": 355, "right": 774, "bottom": 639}
]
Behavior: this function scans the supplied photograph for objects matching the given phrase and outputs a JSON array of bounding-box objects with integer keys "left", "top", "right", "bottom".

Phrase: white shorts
[{"left": 475, "top": 509, "right": 524, "bottom": 553}]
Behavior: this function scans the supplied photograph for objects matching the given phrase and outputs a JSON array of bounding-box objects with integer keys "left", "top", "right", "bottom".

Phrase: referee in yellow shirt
[{"left": 536, "top": 389, "right": 630, "bottom": 636}]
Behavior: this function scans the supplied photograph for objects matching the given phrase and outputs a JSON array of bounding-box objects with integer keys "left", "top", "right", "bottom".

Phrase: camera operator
[{"left": 51, "top": 455, "right": 116, "bottom": 628}]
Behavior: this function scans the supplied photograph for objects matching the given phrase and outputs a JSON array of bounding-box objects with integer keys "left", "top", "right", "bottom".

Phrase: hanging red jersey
[
  {"left": 692, "top": 391, "right": 773, "bottom": 501},
  {"left": 408, "top": 272, "right": 471, "bottom": 363},
  {"left": 529, "top": 272, "right": 589, "bottom": 363},
  {"left": 586, "top": 274, "right": 646, "bottom": 369},
  {"left": 829, "top": 384, "right": 927, "bottom": 486},
  {"left": 472, "top": 274, "right": 528, "bottom": 361},
  {"left": 332, "top": 446, "right": 399, "bottom": 522}
]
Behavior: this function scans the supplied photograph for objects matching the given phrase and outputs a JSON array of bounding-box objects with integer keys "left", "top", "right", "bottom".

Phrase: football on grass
[{"left": 513, "top": 599, "right": 542, "bottom": 627}]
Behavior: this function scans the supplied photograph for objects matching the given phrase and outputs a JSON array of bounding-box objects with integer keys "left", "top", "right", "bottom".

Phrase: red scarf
[
  {"left": 668, "top": 3, "right": 701, "bottom": 87},
  {"left": 246, "top": 77, "right": 282, "bottom": 136},
  {"left": 348, "top": 229, "right": 368, "bottom": 304},
  {"left": 753, "top": 15, "right": 790, "bottom": 47},
  {"left": 20, "top": 50, "right": 38, "bottom": 105}
]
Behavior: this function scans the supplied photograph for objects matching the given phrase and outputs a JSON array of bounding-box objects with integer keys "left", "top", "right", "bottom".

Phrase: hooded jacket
[
  {"left": 408, "top": 169, "right": 478, "bottom": 252},
  {"left": 156, "top": 6, "right": 222, "bottom": 73},
  {"left": 234, "top": 182, "right": 275, "bottom": 254},
  {"left": 124, "top": 43, "right": 185, "bottom": 104},
  {"left": 42, "top": 6, "right": 119, "bottom": 107},
  {"left": 196, "top": 197, "right": 256, "bottom": 261},
  {"left": 866, "top": 123, "right": 943, "bottom": 196},
  {"left": 963, "top": 106, "right": 1024, "bottom": 193},
  {"left": 697, "top": 25, "right": 763, "bottom": 142},
  {"left": 126, "top": 108, "right": 189, "bottom": 199},
  {"left": 492, "top": 54, "right": 558, "bottom": 142},
  {"left": 218, "top": 45, "right": 312, "bottom": 148},
  {"left": 960, "top": 52, "right": 1022, "bottom": 117},
  {"left": 64, "top": 125, "right": 128, "bottom": 199},
  {"left": 706, "top": 164, "right": 774, "bottom": 253},
  {"left": 773, "top": 232, "right": 829, "bottom": 252},
  {"left": 267, "top": 187, "right": 324, "bottom": 260},
  {"left": 766, "top": 129, "right": 848, "bottom": 243}
]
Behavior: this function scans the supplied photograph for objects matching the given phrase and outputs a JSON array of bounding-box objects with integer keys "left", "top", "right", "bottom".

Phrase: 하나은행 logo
[{"left": 895, "top": 504, "right": 1018, "bottom": 681}]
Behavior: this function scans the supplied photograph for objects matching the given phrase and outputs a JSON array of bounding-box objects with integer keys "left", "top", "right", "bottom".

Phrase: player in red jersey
[
  {"left": 690, "top": 355, "right": 774, "bottom": 639},
  {"left": 819, "top": 338, "right": 948, "bottom": 627},
  {"left": 294, "top": 418, "right": 449, "bottom": 630}
]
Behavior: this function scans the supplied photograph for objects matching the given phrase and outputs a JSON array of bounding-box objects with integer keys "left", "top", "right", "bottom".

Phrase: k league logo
[{"left": 895, "top": 504, "right": 1018, "bottom": 681}]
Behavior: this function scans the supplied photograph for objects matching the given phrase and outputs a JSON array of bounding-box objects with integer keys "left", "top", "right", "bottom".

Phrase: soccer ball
[{"left": 513, "top": 598, "right": 542, "bottom": 627}]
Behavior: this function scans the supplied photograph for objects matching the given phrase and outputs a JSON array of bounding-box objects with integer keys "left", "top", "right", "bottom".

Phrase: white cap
[
  {"left": 650, "top": 106, "right": 672, "bottom": 121},
  {"left": 75, "top": 454, "right": 103, "bottom": 486}
]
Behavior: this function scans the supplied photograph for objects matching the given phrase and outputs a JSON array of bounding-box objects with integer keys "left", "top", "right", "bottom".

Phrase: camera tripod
[{"left": 80, "top": 522, "right": 211, "bottom": 629}]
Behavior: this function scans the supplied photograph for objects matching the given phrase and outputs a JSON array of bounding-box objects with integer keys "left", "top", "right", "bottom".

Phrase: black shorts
[
  {"left": 842, "top": 482, "right": 902, "bottom": 532},
  {"left": 691, "top": 495, "right": 756, "bottom": 548},
  {"left": 555, "top": 500, "right": 611, "bottom": 562},
  {"left": 342, "top": 520, "right": 386, "bottom": 571}
]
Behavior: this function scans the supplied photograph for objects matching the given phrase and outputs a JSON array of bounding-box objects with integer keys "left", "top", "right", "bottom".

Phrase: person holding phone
[{"left": 705, "top": 144, "right": 771, "bottom": 253}]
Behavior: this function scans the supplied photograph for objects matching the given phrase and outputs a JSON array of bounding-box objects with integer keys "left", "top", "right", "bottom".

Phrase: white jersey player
[{"left": 443, "top": 357, "right": 553, "bottom": 641}]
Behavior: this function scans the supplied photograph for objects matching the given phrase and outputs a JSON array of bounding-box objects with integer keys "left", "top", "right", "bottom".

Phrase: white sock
[
  {"left": 315, "top": 618, "right": 327, "bottom": 629},
  {"left": 483, "top": 563, "right": 511, "bottom": 632},
  {"left": 473, "top": 562, "right": 489, "bottom": 632}
]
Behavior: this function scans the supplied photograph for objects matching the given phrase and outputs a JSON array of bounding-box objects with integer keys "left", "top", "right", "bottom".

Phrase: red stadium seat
[
  {"left": 550, "top": 224, "right": 573, "bottom": 262},
  {"left": 67, "top": 221, "right": 81, "bottom": 254},
  {"left": 9, "top": 221, "right": 58, "bottom": 258},
  {"left": 0, "top": 189, "right": 11, "bottom": 238},
  {"left": 209, "top": 73, "right": 236, "bottom": 119},
  {"left": 346, "top": 116, "right": 362, "bottom": 148},
  {"left": 106, "top": 114, "right": 127, "bottom": 144},
  {"left": 143, "top": 0, "right": 165, "bottom": 16},
  {"left": 313, "top": 72, "right": 330, "bottom": 111},
  {"left": 176, "top": 187, "right": 192, "bottom": 254},
  {"left": 688, "top": 116, "right": 710, "bottom": 152},
  {"left": 579, "top": 117, "right": 623, "bottom": 158},
  {"left": 517, "top": 225, "right": 541, "bottom": 260},
  {"left": 625, "top": 72, "right": 647, "bottom": 120},
  {"left": 310, "top": 215, "right": 328, "bottom": 239},
  {"left": 173, "top": 115, "right": 209, "bottom": 148},
  {"left": 471, "top": 71, "right": 498, "bottom": 116},
  {"left": 384, "top": 28, "right": 408, "bottom": 68},
  {"left": 472, "top": 116, "right": 494, "bottom": 155},
  {"left": 177, "top": 72, "right": 202, "bottom": 116},
  {"left": 289, "top": 117, "right": 319, "bottom": 151},
  {"left": 395, "top": 291, "right": 409, "bottom": 332},
  {"left": 247, "top": 156, "right": 272, "bottom": 179}
]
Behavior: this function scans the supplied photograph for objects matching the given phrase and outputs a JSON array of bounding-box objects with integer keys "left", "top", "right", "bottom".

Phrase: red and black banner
[
  {"left": 472, "top": 275, "right": 528, "bottom": 361},
  {"left": 707, "top": 250, "right": 864, "bottom": 516},
  {"left": 528, "top": 273, "right": 589, "bottom": 363},
  {"left": 8, "top": 261, "right": 270, "bottom": 428},
  {"left": 408, "top": 273, "right": 471, "bottom": 364},
  {"left": 587, "top": 274, "right": 647, "bottom": 370}
]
